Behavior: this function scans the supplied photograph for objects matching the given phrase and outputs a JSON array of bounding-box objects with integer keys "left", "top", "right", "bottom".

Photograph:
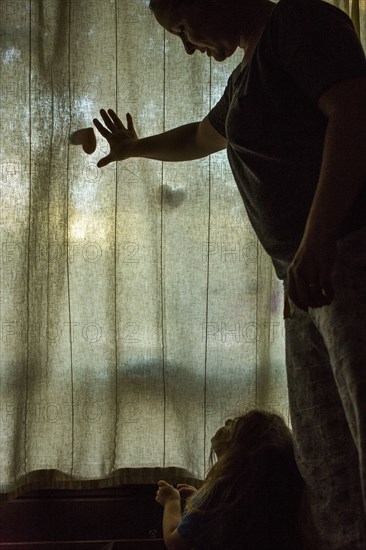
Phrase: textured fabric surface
[
  {"left": 0, "top": 0, "right": 287, "bottom": 497},
  {"left": 0, "top": 0, "right": 364, "bottom": 502}
]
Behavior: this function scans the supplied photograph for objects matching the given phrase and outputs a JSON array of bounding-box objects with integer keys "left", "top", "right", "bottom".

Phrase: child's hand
[
  {"left": 155, "top": 480, "right": 180, "bottom": 507},
  {"left": 176, "top": 484, "right": 198, "bottom": 499}
]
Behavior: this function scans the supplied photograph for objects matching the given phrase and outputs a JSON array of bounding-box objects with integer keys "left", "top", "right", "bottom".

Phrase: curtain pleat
[{"left": 1, "top": 0, "right": 363, "bottom": 499}]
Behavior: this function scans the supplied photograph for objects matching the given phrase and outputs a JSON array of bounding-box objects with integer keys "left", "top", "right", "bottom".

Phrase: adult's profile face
[{"left": 151, "top": 2, "right": 239, "bottom": 62}]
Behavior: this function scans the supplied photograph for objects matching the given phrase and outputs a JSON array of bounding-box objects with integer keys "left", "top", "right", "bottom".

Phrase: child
[{"left": 155, "top": 410, "right": 319, "bottom": 549}]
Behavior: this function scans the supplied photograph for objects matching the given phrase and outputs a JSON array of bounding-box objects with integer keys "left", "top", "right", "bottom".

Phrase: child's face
[{"left": 211, "top": 419, "right": 236, "bottom": 458}]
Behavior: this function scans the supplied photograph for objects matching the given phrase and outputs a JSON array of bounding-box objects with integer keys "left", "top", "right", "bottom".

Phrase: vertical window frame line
[
  {"left": 46, "top": 66, "right": 54, "bottom": 430},
  {"left": 161, "top": 27, "right": 167, "bottom": 470},
  {"left": 112, "top": 0, "right": 119, "bottom": 477},
  {"left": 24, "top": 0, "right": 33, "bottom": 486},
  {"left": 203, "top": 58, "right": 213, "bottom": 478},
  {"left": 66, "top": 0, "right": 75, "bottom": 479}
]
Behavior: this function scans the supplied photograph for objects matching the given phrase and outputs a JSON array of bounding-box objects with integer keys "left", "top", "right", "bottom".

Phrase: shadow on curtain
[{"left": 2, "top": 0, "right": 362, "bottom": 498}]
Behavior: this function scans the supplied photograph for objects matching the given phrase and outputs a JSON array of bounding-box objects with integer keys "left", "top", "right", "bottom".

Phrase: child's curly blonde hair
[{"left": 184, "top": 410, "right": 320, "bottom": 550}]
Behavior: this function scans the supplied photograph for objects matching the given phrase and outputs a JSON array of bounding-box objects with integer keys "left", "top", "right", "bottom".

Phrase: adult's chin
[{"left": 212, "top": 48, "right": 231, "bottom": 61}]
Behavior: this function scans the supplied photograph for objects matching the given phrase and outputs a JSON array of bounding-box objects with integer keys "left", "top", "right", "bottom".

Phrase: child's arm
[{"left": 155, "top": 480, "right": 190, "bottom": 550}]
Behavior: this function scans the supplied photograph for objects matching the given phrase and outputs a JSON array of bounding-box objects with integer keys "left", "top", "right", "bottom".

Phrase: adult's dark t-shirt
[{"left": 208, "top": 0, "right": 366, "bottom": 279}]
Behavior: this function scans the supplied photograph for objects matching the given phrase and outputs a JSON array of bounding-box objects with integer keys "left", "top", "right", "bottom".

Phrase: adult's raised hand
[{"left": 93, "top": 109, "right": 138, "bottom": 168}]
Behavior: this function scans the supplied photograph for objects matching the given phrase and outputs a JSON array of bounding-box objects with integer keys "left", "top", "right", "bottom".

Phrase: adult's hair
[
  {"left": 149, "top": 0, "right": 210, "bottom": 13},
  {"left": 184, "top": 410, "right": 319, "bottom": 550}
]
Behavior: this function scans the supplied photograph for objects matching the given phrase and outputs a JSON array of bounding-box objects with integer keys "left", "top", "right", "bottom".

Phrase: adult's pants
[{"left": 285, "top": 227, "right": 366, "bottom": 550}]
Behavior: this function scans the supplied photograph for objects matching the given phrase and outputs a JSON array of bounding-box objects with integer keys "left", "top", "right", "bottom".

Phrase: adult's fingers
[
  {"left": 305, "top": 284, "right": 332, "bottom": 308},
  {"left": 100, "top": 109, "right": 120, "bottom": 132},
  {"left": 287, "top": 269, "right": 307, "bottom": 311},
  {"left": 108, "top": 109, "right": 125, "bottom": 129},
  {"left": 319, "top": 270, "right": 335, "bottom": 303},
  {"left": 97, "top": 154, "right": 112, "bottom": 168},
  {"left": 93, "top": 117, "right": 110, "bottom": 139},
  {"left": 126, "top": 113, "right": 135, "bottom": 130},
  {"left": 287, "top": 274, "right": 332, "bottom": 311}
]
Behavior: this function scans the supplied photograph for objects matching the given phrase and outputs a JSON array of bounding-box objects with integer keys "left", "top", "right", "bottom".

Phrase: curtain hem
[{"left": 0, "top": 467, "right": 204, "bottom": 501}]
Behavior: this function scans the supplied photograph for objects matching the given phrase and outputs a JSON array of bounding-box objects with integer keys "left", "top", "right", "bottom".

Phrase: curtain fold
[{"left": 0, "top": 0, "right": 363, "bottom": 499}]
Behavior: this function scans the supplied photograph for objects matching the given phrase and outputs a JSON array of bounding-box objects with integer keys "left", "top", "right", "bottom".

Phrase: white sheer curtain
[{"left": 0, "top": 0, "right": 363, "bottom": 498}]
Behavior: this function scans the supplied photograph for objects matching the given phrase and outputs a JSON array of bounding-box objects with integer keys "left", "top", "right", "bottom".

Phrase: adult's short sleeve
[
  {"left": 271, "top": 0, "right": 366, "bottom": 102},
  {"left": 207, "top": 86, "right": 230, "bottom": 138},
  {"left": 207, "top": 64, "right": 242, "bottom": 138}
]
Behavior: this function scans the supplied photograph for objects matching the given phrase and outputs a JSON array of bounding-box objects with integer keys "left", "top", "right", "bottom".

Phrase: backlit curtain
[{"left": 0, "top": 0, "right": 364, "bottom": 498}]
